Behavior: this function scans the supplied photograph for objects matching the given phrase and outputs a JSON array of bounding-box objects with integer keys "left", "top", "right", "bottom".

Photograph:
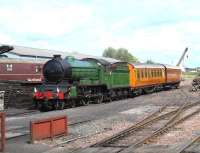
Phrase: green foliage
[
  {"left": 146, "top": 59, "right": 155, "bottom": 64},
  {"left": 103, "top": 47, "right": 116, "bottom": 58},
  {"left": 103, "top": 47, "right": 139, "bottom": 62},
  {"left": 182, "top": 72, "right": 198, "bottom": 79}
]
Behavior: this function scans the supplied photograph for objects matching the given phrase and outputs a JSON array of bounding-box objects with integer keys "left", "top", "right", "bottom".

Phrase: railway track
[
  {"left": 176, "top": 135, "right": 200, "bottom": 153},
  {"left": 72, "top": 100, "right": 200, "bottom": 153}
]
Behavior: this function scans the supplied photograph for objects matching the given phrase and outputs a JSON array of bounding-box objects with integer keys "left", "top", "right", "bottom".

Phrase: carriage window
[
  {"left": 151, "top": 70, "right": 154, "bottom": 78},
  {"left": 154, "top": 70, "right": 157, "bottom": 77},
  {"left": 141, "top": 70, "right": 144, "bottom": 78},
  {"left": 143, "top": 70, "right": 145, "bottom": 78},
  {"left": 149, "top": 70, "right": 151, "bottom": 78},
  {"left": 6, "top": 64, "right": 13, "bottom": 71},
  {"left": 137, "top": 70, "right": 140, "bottom": 80},
  {"left": 145, "top": 70, "right": 147, "bottom": 78},
  {"left": 35, "top": 65, "right": 42, "bottom": 73},
  {"left": 138, "top": 70, "right": 140, "bottom": 79}
]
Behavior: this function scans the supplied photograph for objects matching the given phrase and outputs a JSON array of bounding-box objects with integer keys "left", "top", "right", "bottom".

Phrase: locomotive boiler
[{"left": 43, "top": 55, "right": 100, "bottom": 83}]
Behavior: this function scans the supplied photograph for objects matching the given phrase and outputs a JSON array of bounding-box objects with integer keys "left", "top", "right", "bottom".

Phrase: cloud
[
  {"left": 0, "top": 0, "right": 199, "bottom": 67},
  {"left": 0, "top": 32, "right": 16, "bottom": 44},
  {"left": 92, "top": 19, "right": 200, "bottom": 66},
  {"left": 0, "top": 2, "right": 92, "bottom": 36}
]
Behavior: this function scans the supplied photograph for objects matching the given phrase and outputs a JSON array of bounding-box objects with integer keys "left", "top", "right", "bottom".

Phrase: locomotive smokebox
[{"left": 43, "top": 55, "right": 72, "bottom": 83}]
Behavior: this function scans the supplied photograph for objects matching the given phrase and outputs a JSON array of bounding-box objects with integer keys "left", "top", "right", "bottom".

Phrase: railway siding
[
  {"left": 4, "top": 80, "right": 200, "bottom": 153},
  {"left": 70, "top": 101, "right": 200, "bottom": 153}
]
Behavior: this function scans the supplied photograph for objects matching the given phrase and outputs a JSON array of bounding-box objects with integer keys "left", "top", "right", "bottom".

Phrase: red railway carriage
[{"left": 0, "top": 59, "right": 44, "bottom": 83}]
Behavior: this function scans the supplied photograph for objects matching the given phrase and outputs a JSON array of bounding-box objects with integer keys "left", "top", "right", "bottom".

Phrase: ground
[{"left": 4, "top": 79, "right": 200, "bottom": 153}]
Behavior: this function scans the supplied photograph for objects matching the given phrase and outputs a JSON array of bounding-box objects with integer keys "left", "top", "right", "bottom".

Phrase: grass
[{"left": 182, "top": 72, "right": 199, "bottom": 80}]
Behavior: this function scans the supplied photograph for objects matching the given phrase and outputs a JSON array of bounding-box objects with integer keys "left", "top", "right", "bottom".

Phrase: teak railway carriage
[{"left": 33, "top": 55, "right": 181, "bottom": 111}]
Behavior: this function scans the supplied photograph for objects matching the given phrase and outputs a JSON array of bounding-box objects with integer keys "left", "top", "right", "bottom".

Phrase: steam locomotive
[{"left": 33, "top": 55, "right": 181, "bottom": 111}]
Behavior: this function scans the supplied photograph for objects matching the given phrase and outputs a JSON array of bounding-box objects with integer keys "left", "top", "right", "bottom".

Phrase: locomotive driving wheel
[{"left": 80, "top": 98, "right": 89, "bottom": 106}]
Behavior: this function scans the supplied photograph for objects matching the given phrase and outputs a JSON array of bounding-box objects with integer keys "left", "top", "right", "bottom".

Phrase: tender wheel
[
  {"left": 96, "top": 95, "right": 103, "bottom": 104},
  {"left": 137, "top": 89, "right": 142, "bottom": 96}
]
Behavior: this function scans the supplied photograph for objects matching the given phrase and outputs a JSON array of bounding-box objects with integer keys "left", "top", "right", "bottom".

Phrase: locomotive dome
[{"left": 43, "top": 55, "right": 71, "bottom": 83}]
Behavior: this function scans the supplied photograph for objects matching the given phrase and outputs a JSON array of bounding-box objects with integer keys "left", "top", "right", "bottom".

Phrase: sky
[{"left": 0, "top": 0, "right": 199, "bottom": 67}]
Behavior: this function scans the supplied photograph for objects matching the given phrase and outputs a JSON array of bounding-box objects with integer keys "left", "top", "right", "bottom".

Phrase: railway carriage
[
  {"left": 33, "top": 55, "right": 182, "bottom": 111},
  {"left": 0, "top": 59, "right": 44, "bottom": 82},
  {"left": 128, "top": 64, "right": 166, "bottom": 94},
  {"left": 164, "top": 65, "right": 181, "bottom": 87}
]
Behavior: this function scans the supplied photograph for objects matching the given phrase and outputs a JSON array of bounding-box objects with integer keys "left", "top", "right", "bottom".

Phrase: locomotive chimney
[{"left": 53, "top": 54, "right": 62, "bottom": 60}]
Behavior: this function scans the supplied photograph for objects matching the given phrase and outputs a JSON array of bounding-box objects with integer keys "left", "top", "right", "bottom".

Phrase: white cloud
[
  {"left": 0, "top": 32, "right": 16, "bottom": 44},
  {"left": 89, "top": 19, "right": 200, "bottom": 66},
  {"left": 0, "top": 3, "right": 92, "bottom": 36},
  {"left": 0, "top": 0, "right": 200, "bottom": 67}
]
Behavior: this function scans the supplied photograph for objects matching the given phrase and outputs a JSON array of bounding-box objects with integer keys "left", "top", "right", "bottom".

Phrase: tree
[
  {"left": 102, "top": 47, "right": 116, "bottom": 58},
  {"left": 146, "top": 59, "right": 155, "bottom": 64},
  {"left": 103, "top": 47, "right": 139, "bottom": 63}
]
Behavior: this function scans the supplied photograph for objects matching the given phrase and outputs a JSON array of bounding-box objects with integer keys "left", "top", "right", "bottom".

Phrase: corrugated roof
[
  {"left": 8, "top": 45, "right": 68, "bottom": 58},
  {"left": 0, "top": 58, "right": 45, "bottom": 63}
]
